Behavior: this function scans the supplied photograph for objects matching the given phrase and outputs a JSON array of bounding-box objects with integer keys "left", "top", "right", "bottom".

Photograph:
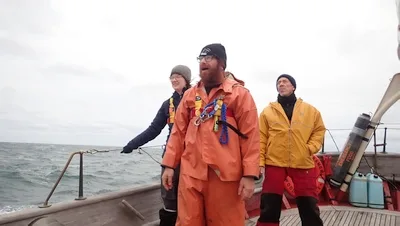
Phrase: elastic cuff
[{"left": 161, "top": 164, "right": 174, "bottom": 169}]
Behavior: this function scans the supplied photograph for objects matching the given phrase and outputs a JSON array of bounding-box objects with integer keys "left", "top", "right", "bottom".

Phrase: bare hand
[
  {"left": 161, "top": 167, "right": 174, "bottom": 190},
  {"left": 238, "top": 177, "right": 255, "bottom": 201},
  {"left": 259, "top": 166, "right": 265, "bottom": 175}
]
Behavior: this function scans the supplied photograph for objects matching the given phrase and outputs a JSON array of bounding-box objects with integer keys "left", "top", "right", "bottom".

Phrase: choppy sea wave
[{"left": 0, "top": 142, "right": 163, "bottom": 215}]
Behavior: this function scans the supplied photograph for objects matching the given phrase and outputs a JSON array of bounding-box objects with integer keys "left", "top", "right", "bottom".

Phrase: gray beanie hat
[{"left": 170, "top": 65, "right": 192, "bottom": 83}]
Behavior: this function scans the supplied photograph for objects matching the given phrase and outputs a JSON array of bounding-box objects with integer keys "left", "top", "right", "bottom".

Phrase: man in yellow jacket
[{"left": 256, "top": 74, "right": 325, "bottom": 226}]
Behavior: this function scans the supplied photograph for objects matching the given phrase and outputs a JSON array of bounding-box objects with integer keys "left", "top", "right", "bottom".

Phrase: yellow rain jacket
[{"left": 259, "top": 98, "right": 326, "bottom": 169}]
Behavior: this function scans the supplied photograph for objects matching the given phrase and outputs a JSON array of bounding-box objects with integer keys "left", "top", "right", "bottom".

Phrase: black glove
[{"left": 121, "top": 145, "right": 134, "bottom": 153}]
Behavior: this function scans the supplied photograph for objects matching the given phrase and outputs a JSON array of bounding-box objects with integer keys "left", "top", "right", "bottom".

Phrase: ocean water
[
  {"left": 0, "top": 127, "right": 399, "bottom": 215},
  {"left": 0, "top": 142, "right": 163, "bottom": 215}
]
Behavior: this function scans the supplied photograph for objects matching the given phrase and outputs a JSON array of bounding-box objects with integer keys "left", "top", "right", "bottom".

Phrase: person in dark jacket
[{"left": 121, "top": 64, "right": 192, "bottom": 226}]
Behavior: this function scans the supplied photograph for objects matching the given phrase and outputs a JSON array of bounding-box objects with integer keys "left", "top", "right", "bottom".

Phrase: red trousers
[
  {"left": 262, "top": 165, "right": 318, "bottom": 199},
  {"left": 256, "top": 165, "right": 323, "bottom": 226}
]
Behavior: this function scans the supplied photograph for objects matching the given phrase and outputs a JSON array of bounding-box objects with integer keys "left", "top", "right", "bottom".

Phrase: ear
[{"left": 217, "top": 62, "right": 223, "bottom": 71}]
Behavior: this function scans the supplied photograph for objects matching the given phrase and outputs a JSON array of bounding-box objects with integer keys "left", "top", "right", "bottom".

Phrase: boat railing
[
  {"left": 373, "top": 127, "right": 389, "bottom": 154},
  {"left": 321, "top": 126, "right": 399, "bottom": 154},
  {"left": 39, "top": 149, "right": 106, "bottom": 208},
  {"left": 38, "top": 145, "right": 163, "bottom": 208},
  {"left": 39, "top": 125, "right": 399, "bottom": 208}
]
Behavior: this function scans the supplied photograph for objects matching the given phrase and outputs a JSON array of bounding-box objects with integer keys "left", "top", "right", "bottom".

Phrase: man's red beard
[{"left": 200, "top": 67, "right": 221, "bottom": 86}]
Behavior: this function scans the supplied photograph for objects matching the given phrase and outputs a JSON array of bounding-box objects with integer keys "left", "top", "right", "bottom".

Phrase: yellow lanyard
[{"left": 169, "top": 97, "right": 175, "bottom": 124}]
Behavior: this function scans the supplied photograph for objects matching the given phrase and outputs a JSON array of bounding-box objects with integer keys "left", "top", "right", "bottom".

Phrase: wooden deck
[{"left": 246, "top": 206, "right": 400, "bottom": 226}]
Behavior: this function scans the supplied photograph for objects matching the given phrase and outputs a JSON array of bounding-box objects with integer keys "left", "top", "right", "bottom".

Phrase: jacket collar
[
  {"left": 196, "top": 78, "right": 237, "bottom": 94},
  {"left": 171, "top": 86, "right": 188, "bottom": 98}
]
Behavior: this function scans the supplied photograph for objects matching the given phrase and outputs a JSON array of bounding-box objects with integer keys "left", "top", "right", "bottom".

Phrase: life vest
[
  {"left": 167, "top": 97, "right": 175, "bottom": 124},
  {"left": 189, "top": 81, "right": 248, "bottom": 144}
]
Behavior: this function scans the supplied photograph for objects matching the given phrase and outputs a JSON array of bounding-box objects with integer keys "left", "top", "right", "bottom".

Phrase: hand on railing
[
  {"left": 120, "top": 144, "right": 164, "bottom": 154},
  {"left": 85, "top": 148, "right": 119, "bottom": 154}
]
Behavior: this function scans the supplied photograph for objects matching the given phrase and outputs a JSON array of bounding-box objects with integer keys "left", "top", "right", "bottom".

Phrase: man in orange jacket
[
  {"left": 161, "top": 43, "right": 260, "bottom": 226},
  {"left": 256, "top": 74, "right": 325, "bottom": 226}
]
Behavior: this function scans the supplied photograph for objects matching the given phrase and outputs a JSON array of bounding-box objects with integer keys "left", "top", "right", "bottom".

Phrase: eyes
[
  {"left": 278, "top": 79, "right": 290, "bottom": 86},
  {"left": 170, "top": 75, "right": 184, "bottom": 81},
  {"left": 197, "top": 55, "right": 214, "bottom": 63}
]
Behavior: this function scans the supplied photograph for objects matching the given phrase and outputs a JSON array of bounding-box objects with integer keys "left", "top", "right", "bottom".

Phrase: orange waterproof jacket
[
  {"left": 259, "top": 98, "right": 326, "bottom": 169},
  {"left": 161, "top": 78, "right": 260, "bottom": 181}
]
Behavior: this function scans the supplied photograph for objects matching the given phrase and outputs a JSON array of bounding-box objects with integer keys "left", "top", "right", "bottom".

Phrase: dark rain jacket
[{"left": 123, "top": 88, "right": 187, "bottom": 155}]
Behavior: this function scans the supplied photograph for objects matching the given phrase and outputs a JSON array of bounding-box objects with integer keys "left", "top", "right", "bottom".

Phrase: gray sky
[{"left": 0, "top": 0, "right": 399, "bottom": 152}]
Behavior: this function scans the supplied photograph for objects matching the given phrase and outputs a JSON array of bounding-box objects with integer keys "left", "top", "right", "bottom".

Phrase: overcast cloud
[{"left": 0, "top": 0, "right": 399, "bottom": 153}]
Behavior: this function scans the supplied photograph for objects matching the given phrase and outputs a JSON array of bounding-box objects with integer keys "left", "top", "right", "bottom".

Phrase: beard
[{"left": 200, "top": 67, "right": 220, "bottom": 86}]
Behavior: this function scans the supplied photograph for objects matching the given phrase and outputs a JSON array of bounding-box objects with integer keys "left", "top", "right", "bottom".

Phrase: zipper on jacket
[
  {"left": 279, "top": 103, "right": 295, "bottom": 168},
  {"left": 288, "top": 123, "right": 292, "bottom": 168},
  {"left": 283, "top": 105, "right": 292, "bottom": 168},
  {"left": 272, "top": 103, "right": 292, "bottom": 167},
  {"left": 288, "top": 102, "right": 299, "bottom": 168}
]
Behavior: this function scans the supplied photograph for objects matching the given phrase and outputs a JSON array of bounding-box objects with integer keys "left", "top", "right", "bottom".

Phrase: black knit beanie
[
  {"left": 198, "top": 43, "right": 227, "bottom": 69},
  {"left": 276, "top": 74, "right": 296, "bottom": 91}
]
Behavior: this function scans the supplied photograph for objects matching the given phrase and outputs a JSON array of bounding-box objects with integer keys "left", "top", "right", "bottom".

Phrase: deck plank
[
  {"left": 371, "top": 212, "right": 377, "bottom": 226},
  {"left": 247, "top": 206, "right": 400, "bottom": 226},
  {"left": 349, "top": 211, "right": 359, "bottom": 225},
  {"left": 338, "top": 210, "right": 350, "bottom": 225},
  {"left": 353, "top": 211, "right": 363, "bottom": 226},
  {"left": 323, "top": 210, "right": 335, "bottom": 225},
  {"left": 380, "top": 214, "right": 386, "bottom": 226},
  {"left": 391, "top": 215, "right": 397, "bottom": 226},
  {"left": 364, "top": 212, "right": 372, "bottom": 225}
]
